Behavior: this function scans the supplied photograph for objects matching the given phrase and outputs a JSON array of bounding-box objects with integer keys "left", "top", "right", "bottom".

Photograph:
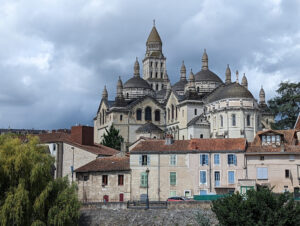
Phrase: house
[
  {"left": 38, "top": 125, "right": 119, "bottom": 182},
  {"left": 245, "top": 129, "right": 300, "bottom": 193},
  {"left": 75, "top": 156, "right": 130, "bottom": 202},
  {"left": 130, "top": 135, "right": 247, "bottom": 201}
]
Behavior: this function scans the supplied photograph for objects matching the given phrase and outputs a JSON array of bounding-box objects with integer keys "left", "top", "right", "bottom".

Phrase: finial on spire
[
  {"left": 202, "top": 49, "right": 208, "bottom": 70},
  {"left": 259, "top": 86, "right": 266, "bottom": 104},
  {"left": 236, "top": 70, "right": 239, "bottom": 83},
  {"left": 102, "top": 85, "right": 108, "bottom": 100},
  {"left": 225, "top": 64, "right": 231, "bottom": 84},
  {"left": 153, "top": 19, "right": 155, "bottom": 27},
  {"left": 180, "top": 60, "right": 186, "bottom": 80},
  {"left": 241, "top": 73, "right": 248, "bottom": 89},
  {"left": 134, "top": 58, "right": 140, "bottom": 77}
]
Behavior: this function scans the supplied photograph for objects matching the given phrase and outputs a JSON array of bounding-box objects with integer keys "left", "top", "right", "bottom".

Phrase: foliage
[
  {"left": 211, "top": 186, "right": 300, "bottom": 226},
  {"left": 195, "top": 210, "right": 211, "bottom": 226},
  {"left": 101, "top": 124, "right": 124, "bottom": 151},
  {"left": 0, "top": 134, "right": 80, "bottom": 226},
  {"left": 268, "top": 81, "right": 300, "bottom": 129}
]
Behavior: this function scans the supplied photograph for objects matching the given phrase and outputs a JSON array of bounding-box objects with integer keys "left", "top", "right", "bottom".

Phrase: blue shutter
[
  {"left": 234, "top": 155, "right": 237, "bottom": 165},
  {"left": 200, "top": 171, "right": 206, "bottom": 184},
  {"left": 214, "top": 154, "right": 220, "bottom": 165},
  {"left": 205, "top": 155, "right": 208, "bottom": 165},
  {"left": 228, "top": 171, "right": 234, "bottom": 183},
  {"left": 200, "top": 154, "right": 203, "bottom": 165},
  {"left": 147, "top": 155, "right": 150, "bottom": 166},
  {"left": 139, "top": 155, "right": 142, "bottom": 166},
  {"left": 227, "top": 155, "right": 230, "bottom": 164}
]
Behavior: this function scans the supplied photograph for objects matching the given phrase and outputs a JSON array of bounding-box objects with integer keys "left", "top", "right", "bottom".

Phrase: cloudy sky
[{"left": 0, "top": 0, "right": 299, "bottom": 129}]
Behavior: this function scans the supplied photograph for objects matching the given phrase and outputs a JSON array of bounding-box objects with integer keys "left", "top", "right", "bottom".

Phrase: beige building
[
  {"left": 245, "top": 129, "right": 300, "bottom": 193},
  {"left": 75, "top": 156, "right": 130, "bottom": 202},
  {"left": 38, "top": 125, "right": 118, "bottom": 182},
  {"left": 130, "top": 137, "right": 247, "bottom": 201},
  {"left": 94, "top": 23, "right": 273, "bottom": 147}
]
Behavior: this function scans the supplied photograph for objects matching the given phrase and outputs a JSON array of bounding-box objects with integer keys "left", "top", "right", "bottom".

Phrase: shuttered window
[
  {"left": 214, "top": 154, "right": 220, "bottom": 165},
  {"left": 200, "top": 171, "right": 207, "bottom": 184},
  {"left": 170, "top": 172, "right": 176, "bottom": 185},
  {"left": 228, "top": 171, "right": 235, "bottom": 184},
  {"left": 228, "top": 154, "right": 237, "bottom": 165},
  {"left": 200, "top": 154, "right": 209, "bottom": 165},
  {"left": 140, "top": 172, "right": 148, "bottom": 187},
  {"left": 257, "top": 167, "right": 268, "bottom": 179}
]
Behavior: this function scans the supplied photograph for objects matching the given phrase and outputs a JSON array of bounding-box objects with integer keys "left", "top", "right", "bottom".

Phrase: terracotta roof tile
[
  {"left": 37, "top": 132, "right": 119, "bottom": 156},
  {"left": 131, "top": 138, "right": 246, "bottom": 154},
  {"left": 74, "top": 156, "right": 130, "bottom": 173}
]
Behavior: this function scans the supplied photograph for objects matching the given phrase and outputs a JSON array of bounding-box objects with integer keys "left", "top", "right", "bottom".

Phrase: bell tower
[{"left": 143, "top": 21, "right": 168, "bottom": 91}]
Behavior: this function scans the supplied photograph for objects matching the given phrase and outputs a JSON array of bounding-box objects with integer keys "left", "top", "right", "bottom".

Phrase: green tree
[
  {"left": 268, "top": 81, "right": 300, "bottom": 129},
  {"left": 0, "top": 134, "right": 80, "bottom": 226},
  {"left": 211, "top": 186, "right": 300, "bottom": 226},
  {"left": 101, "top": 124, "right": 124, "bottom": 151}
]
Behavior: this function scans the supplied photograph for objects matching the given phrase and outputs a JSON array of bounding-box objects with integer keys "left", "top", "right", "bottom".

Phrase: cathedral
[{"left": 94, "top": 23, "right": 274, "bottom": 145}]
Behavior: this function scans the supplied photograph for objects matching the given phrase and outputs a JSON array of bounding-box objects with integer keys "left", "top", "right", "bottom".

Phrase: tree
[
  {"left": 0, "top": 134, "right": 81, "bottom": 226},
  {"left": 211, "top": 186, "right": 300, "bottom": 226},
  {"left": 101, "top": 124, "right": 124, "bottom": 151},
  {"left": 268, "top": 81, "right": 300, "bottom": 129}
]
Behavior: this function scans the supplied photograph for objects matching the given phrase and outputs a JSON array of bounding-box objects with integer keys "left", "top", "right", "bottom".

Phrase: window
[
  {"left": 171, "top": 105, "right": 174, "bottom": 119},
  {"left": 200, "top": 134, "right": 203, "bottom": 138},
  {"left": 228, "top": 154, "right": 237, "bottom": 165},
  {"left": 161, "top": 84, "right": 164, "bottom": 89},
  {"left": 139, "top": 155, "right": 150, "bottom": 166},
  {"left": 155, "top": 110, "right": 160, "bottom": 121},
  {"left": 161, "top": 72, "right": 163, "bottom": 78},
  {"left": 126, "top": 93, "right": 129, "bottom": 99},
  {"left": 200, "top": 190, "right": 207, "bottom": 195},
  {"left": 197, "top": 87, "right": 200, "bottom": 92},
  {"left": 136, "top": 109, "right": 142, "bottom": 120},
  {"left": 155, "top": 72, "right": 158, "bottom": 78},
  {"left": 194, "top": 109, "right": 197, "bottom": 115},
  {"left": 150, "top": 61, "right": 153, "bottom": 67},
  {"left": 99, "top": 113, "right": 102, "bottom": 125},
  {"left": 184, "top": 190, "right": 191, "bottom": 197},
  {"left": 289, "top": 155, "right": 295, "bottom": 161},
  {"left": 170, "top": 154, "right": 176, "bottom": 166},
  {"left": 120, "top": 115, "right": 123, "bottom": 121},
  {"left": 214, "top": 154, "right": 220, "bottom": 165},
  {"left": 182, "top": 135, "right": 185, "bottom": 140},
  {"left": 228, "top": 171, "right": 235, "bottom": 184},
  {"left": 257, "top": 167, "right": 268, "bottom": 179},
  {"left": 215, "top": 171, "right": 220, "bottom": 187},
  {"left": 285, "top": 170, "right": 290, "bottom": 178},
  {"left": 200, "top": 171, "right": 207, "bottom": 184},
  {"left": 232, "top": 114, "right": 236, "bottom": 126},
  {"left": 220, "top": 115, "right": 223, "bottom": 128},
  {"left": 161, "top": 62, "right": 163, "bottom": 68},
  {"left": 260, "top": 156, "right": 264, "bottom": 161},
  {"left": 170, "top": 172, "right": 176, "bottom": 185},
  {"left": 145, "top": 107, "right": 152, "bottom": 121},
  {"left": 150, "top": 71, "right": 153, "bottom": 78},
  {"left": 247, "top": 115, "right": 251, "bottom": 126},
  {"left": 83, "top": 175, "right": 89, "bottom": 181},
  {"left": 182, "top": 110, "right": 184, "bottom": 117},
  {"left": 200, "top": 154, "right": 209, "bottom": 165},
  {"left": 140, "top": 172, "right": 148, "bottom": 187},
  {"left": 170, "top": 190, "right": 176, "bottom": 197},
  {"left": 156, "top": 84, "right": 158, "bottom": 90},
  {"left": 118, "top": 175, "right": 124, "bottom": 186},
  {"left": 102, "top": 175, "right": 108, "bottom": 186},
  {"left": 175, "top": 107, "right": 178, "bottom": 119},
  {"left": 155, "top": 62, "right": 158, "bottom": 68}
]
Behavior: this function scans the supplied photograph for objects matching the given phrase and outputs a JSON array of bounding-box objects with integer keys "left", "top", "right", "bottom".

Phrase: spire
[
  {"left": 146, "top": 22, "right": 162, "bottom": 44},
  {"left": 236, "top": 70, "right": 239, "bottom": 83},
  {"left": 188, "top": 69, "right": 196, "bottom": 92},
  {"left": 180, "top": 60, "right": 186, "bottom": 80},
  {"left": 241, "top": 73, "right": 248, "bottom": 89},
  {"left": 202, "top": 49, "right": 208, "bottom": 70},
  {"left": 225, "top": 64, "right": 231, "bottom": 84},
  {"left": 102, "top": 85, "right": 108, "bottom": 100},
  {"left": 259, "top": 86, "right": 266, "bottom": 104},
  {"left": 117, "top": 76, "right": 123, "bottom": 97},
  {"left": 134, "top": 57, "right": 140, "bottom": 77}
]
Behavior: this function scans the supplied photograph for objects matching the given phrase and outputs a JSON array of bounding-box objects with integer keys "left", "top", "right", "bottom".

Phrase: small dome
[
  {"left": 172, "top": 80, "right": 188, "bottom": 92},
  {"left": 206, "top": 82, "right": 254, "bottom": 103},
  {"left": 123, "top": 77, "right": 152, "bottom": 89},
  {"left": 194, "top": 69, "right": 223, "bottom": 83}
]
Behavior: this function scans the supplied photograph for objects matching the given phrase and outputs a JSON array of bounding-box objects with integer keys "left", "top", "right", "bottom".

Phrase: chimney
[
  {"left": 165, "top": 134, "right": 174, "bottom": 145},
  {"left": 118, "top": 142, "right": 127, "bottom": 157},
  {"left": 71, "top": 125, "right": 94, "bottom": 145}
]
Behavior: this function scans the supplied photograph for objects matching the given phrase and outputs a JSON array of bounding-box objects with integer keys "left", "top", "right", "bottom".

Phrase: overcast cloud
[{"left": 0, "top": 0, "right": 299, "bottom": 129}]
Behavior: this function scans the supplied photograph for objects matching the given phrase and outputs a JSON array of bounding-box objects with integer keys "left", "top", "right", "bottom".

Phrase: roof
[
  {"left": 295, "top": 113, "right": 300, "bottom": 129},
  {"left": 136, "top": 122, "right": 164, "bottom": 133},
  {"left": 75, "top": 156, "right": 130, "bottom": 173},
  {"left": 187, "top": 114, "right": 209, "bottom": 127},
  {"left": 146, "top": 26, "right": 162, "bottom": 44},
  {"left": 38, "top": 132, "right": 119, "bottom": 156},
  {"left": 194, "top": 69, "right": 223, "bottom": 83},
  {"left": 172, "top": 79, "right": 188, "bottom": 92},
  {"left": 123, "top": 76, "right": 152, "bottom": 89},
  {"left": 206, "top": 82, "right": 254, "bottom": 103},
  {"left": 246, "top": 129, "right": 300, "bottom": 153},
  {"left": 131, "top": 138, "right": 246, "bottom": 154}
]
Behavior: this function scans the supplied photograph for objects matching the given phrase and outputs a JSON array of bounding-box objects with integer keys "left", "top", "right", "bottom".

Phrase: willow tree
[{"left": 0, "top": 134, "right": 80, "bottom": 226}]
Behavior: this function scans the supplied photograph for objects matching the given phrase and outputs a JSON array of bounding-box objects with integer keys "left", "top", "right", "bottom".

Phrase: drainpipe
[
  {"left": 209, "top": 152, "right": 212, "bottom": 193},
  {"left": 158, "top": 154, "right": 161, "bottom": 201}
]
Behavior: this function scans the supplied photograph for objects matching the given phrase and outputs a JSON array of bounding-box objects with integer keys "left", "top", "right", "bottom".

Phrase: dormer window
[{"left": 261, "top": 134, "right": 281, "bottom": 146}]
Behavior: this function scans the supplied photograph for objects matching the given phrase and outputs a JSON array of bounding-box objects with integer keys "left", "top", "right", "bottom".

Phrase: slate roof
[
  {"left": 123, "top": 76, "right": 152, "bottom": 89},
  {"left": 75, "top": 156, "right": 130, "bottom": 173},
  {"left": 146, "top": 26, "right": 162, "bottom": 44},
  {"left": 38, "top": 132, "right": 119, "bottom": 156},
  {"left": 172, "top": 79, "right": 188, "bottom": 92},
  {"left": 187, "top": 114, "right": 209, "bottom": 127},
  {"left": 194, "top": 69, "right": 223, "bottom": 83},
  {"left": 136, "top": 122, "right": 164, "bottom": 133},
  {"left": 131, "top": 138, "right": 246, "bottom": 154},
  {"left": 206, "top": 82, "right": 254, "bottom": 103}
]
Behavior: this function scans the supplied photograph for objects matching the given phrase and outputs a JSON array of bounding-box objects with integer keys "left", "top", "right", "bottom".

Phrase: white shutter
[
  {"left": 263, "top": 168, "right": 268, "bottom": 179},
  {"left": 139, "top": 155, "right": 142, "bottom": 166},
  {"left": 147, "top": 155, "right": 150, "bottom": 166}
]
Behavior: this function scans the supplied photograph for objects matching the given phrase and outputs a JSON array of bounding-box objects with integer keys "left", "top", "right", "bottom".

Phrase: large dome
[
  {"left": 194, "top": 69, "right": 223, "bottom": 83},
  {"left": 206, "top": 82, "right": 254, "bottom": 103},
  {"left": 172, "top": 79, "right": 188, "bottom": 92},
  {"left": 123, "top": 77, "right": 152, "bottom": 89}
]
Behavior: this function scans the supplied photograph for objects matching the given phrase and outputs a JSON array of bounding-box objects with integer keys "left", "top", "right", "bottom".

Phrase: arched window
[
  {"left": 145, "top": 107, "right": 152, "bottom": 121},
  {"left": 150, "top": 61, "right": 153, "bottom": 67},
  {"left": 155, "top": 110, "right": 160, "bottom": 121},
  {"left": 161, "top": 72, "right": 163, "bottom": 78},
  {"left": 155, "top": 72, "right": 158, "bottom": 78},
  {"left": 182, "top": 135, "right": 185, "bottom": 140},
  {"left": 220, "top": 115, "right": 223, "bottom": 128},
  {"left": 232, "top": 114, "right": 236, "bottom": 126},
  {"left": 266, "top": 119, "right": 269, "bottom": 125},
  {"left": 150, "top": 71, "right": 153, "bottom": 78},
  {"left": 168, "top": 108, "right": 170, "bottom": 121},
  {"left": 102, "top": 109, "right": 105, "bottom": 124},
  {"left": 161, "top": 84, "right": 164, "bottom": 89},
  {"left": 136, "top": 109, "right": 142, "bottom": 121},
  {"left": 197, "top": 87, "right": 200, "bottom": 92},
  {"left": 171, "top": 105, "right": 174, "bottom": 119},
  {"left": 156, "top": 84, "right": 158, "bottom": 90},
  {"left": 194, "top": 109, "right": 197, "bottom": 115},
  {"left": 126, "top": 93, "right": 129, "bottom": 99},
  {"left": 200, "top": 134, "right": 203, "bottom": 138},
  {"left": 175, "top": 107, "right": 178, "bottom": 119},
  {"left": 120, "top": 115, "right": 123, "bottom": 121},
  {"left": 99, "top": 113, "right": 102, "bottom": 125},
  {"left": 247, "top": 115, "right": 251, "bottom": 126}
]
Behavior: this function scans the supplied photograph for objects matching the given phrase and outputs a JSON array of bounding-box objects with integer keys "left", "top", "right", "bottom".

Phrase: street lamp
[
  {"left": 71, "top": 147, "right": 74, "bottom": 182},
  {"left": 146, "top": 168, "right": 150, "bottom": 209}
]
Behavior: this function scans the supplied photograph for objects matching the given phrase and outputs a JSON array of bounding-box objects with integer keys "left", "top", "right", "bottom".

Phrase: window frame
[
  {"left": 136, "top": 109, "right": 142, "bottom": 121},
  {"left": 200, "top": 154, "right": 209, "bottom": 166},
  {"left": 227, "top": 154, "right": 237, "bottom": 165},
  {"left": 228, "top": 171, "right": 235, "bottom": 184},
  {"left": 102, "top": 175, "right": 108, "bottom": 186},
  {"left": 200, "top": 170, "right": 207, "bottom": 185},
  {"left": 170, "top": 154, "right": 177, "bottom": 166},
  {"left": 232, "top": 114, "right": 236, "bottom": 126},
  {"left": 257, "top": 167, "right": 268, "bottom": 180},
  {"left": 214, "top": 154, "right": 220, "bottom": 165},
  {"left": 118, "top": 174, "right": 124, "bottom": 186},
  {"left": 140, "top": 172, "right": 148, "bottom": 187},
  {"left": 170, "top": 172, "right": 176, "bottom": 185}
]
